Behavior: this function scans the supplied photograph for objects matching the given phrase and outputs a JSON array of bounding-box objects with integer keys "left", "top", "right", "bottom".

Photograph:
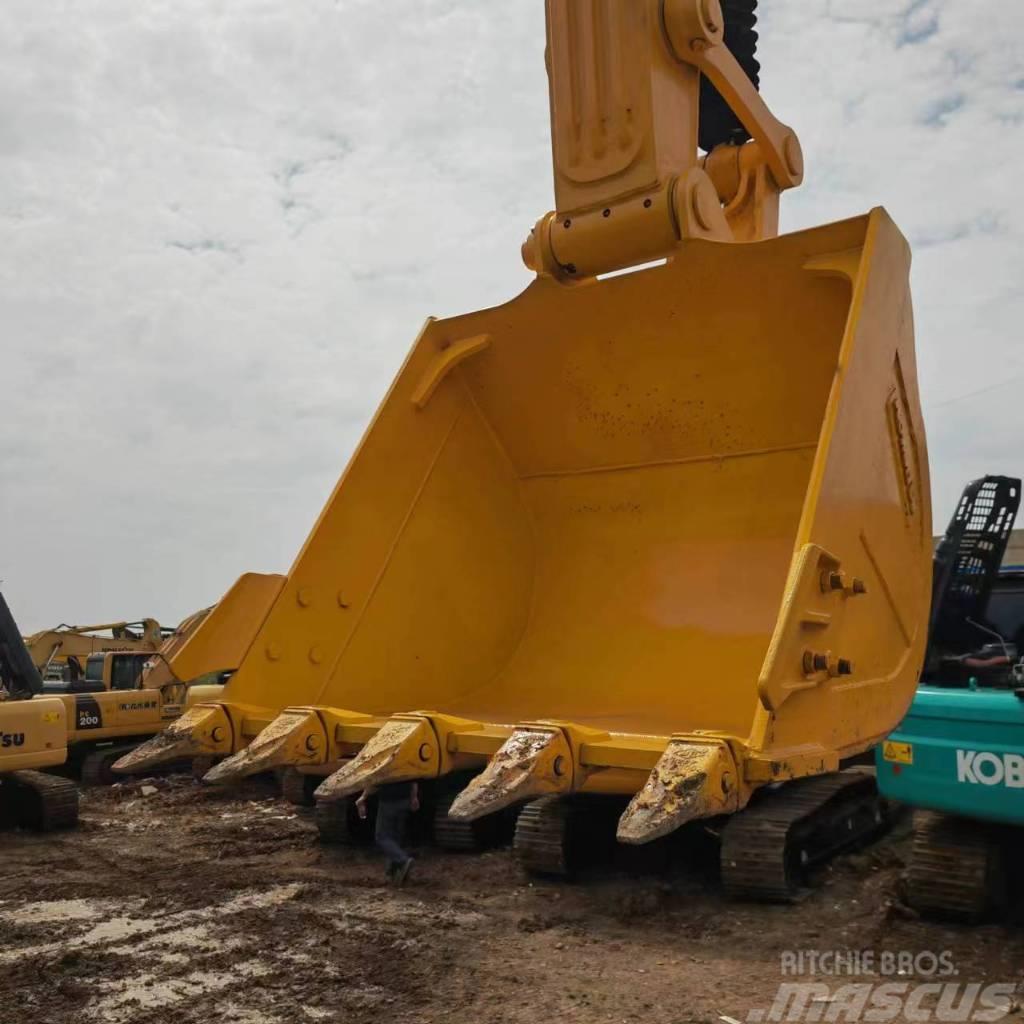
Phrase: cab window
[
  {"left": 85, "top": 656, "right": 105, "bottom": 683},
  {"left": 111, "top": 655, "right": 145, "bottom": 691}
]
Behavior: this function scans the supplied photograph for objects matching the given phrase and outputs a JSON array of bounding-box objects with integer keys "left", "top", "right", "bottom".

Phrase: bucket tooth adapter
[
  {"left": 112, "top": 703, "right": 232, "bottom": 774},
  {"left": 447, "top": 727, "right": 575, "bottom": 822},
  {"left": 314, "top": 716, "right": 442, "bottom": 802},
  {"left": 617, "top": 738, "right": 741, "bottom": 844},
  {"left": 202, "top": 708, "right": 329, "bottom": 785},
  {"left": 202, "top": 704, "right": 377, "bottom": 785}
]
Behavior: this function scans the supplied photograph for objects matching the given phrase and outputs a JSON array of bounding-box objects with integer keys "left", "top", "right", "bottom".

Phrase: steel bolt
[{"left": 803, "top": 650, "right": 830, "bottom": 674}]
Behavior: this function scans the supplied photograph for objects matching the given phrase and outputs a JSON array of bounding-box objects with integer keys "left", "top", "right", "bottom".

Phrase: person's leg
[{"left": 374, "top": 802, "right": 409, "bottom": 872}]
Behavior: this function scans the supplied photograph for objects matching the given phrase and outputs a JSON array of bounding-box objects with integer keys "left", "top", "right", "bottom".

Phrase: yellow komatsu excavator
[
  {"left": 0, "top": 593, "right": 78, "bottom": 831},
  {"left": 118, "top": 0, "right": 932, "bottom": 899},
  {"left": 37, "top": 573, "right": 285, "bottom": 785},
  {"left": 0, "top": 574, "right": 283, "bottom": 805},
  {"left": 25, "top": 617, "right": 170, "bottom": 682}
]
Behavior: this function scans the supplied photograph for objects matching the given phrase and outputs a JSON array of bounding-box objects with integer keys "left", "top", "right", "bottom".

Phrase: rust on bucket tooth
[
  {"left": 447, "top": 727, "right": 572, "bottom": 822},
  {"left": 112, "top": 704, "right": 232, "bottom": 774},
  {"left": 616, "top": 739, "right": 742, "bottom": 845},
  {"left": 314, "top": 717, "right": 438, "bottom": 802},
  {"left": 203, "top": 709, "right": 327, "bottom": 785}
]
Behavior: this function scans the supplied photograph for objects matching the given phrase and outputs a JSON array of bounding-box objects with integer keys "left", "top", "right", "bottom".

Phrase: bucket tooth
[
  {"left": 447, "top": 727, "right": 572, "bottom": 822},
  {"left": 314, "top": 718, "right": 437, "bottom": 802},
  {"left": 203, "top": 709, "right": 326, "bottom": 785},
  {"left": 112, "top": 704, "right": 232, "bottom": 775},
  {"left": 617, "top": 739, "right": 741, "bottom": 845}
]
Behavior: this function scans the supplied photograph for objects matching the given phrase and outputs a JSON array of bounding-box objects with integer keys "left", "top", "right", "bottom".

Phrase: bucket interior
[{"left": 292, "top": 221, "right": 865, "bottom": 741}]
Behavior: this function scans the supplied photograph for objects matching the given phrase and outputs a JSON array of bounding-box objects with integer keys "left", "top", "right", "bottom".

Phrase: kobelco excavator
[
  {"left": 879, "top": 477, "right": 1024, "bottom": 920},
  {"left": 118, "top": 0, "right": 932, "bottom": 899}
]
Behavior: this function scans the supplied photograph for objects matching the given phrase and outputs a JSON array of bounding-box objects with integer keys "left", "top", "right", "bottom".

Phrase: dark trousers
[{"left": 375, "top": 800, "right": 410, "bottom": 870}]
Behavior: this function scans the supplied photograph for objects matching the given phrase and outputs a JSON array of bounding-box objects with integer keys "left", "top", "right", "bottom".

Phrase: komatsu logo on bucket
[{"left": 956, "top": 750, "right": 1024, "bottom": 787}]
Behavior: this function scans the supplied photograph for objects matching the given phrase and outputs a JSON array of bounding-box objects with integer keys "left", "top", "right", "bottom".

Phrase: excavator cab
[
  {"left": 119, "top": 1, "right": 932, "bottom": 898},
  {"left": 925, "top": 475, "right": 1021, "bottom": 685}
]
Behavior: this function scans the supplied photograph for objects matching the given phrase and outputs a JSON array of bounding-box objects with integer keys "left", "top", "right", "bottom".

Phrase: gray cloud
[{"left": 1, "top": 0, "right": 1022, "bottom": 630}]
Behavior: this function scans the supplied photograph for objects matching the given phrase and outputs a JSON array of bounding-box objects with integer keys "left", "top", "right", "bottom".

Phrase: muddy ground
[{"left": 1, "top": 775, "right": 1021, "bottom": 1024}]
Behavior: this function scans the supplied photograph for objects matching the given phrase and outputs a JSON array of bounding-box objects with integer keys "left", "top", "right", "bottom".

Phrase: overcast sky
[{"left": 2, "top": 1, "right": 1022, "bottom": 632}]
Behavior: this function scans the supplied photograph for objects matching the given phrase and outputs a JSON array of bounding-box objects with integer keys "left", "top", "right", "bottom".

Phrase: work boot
[{"left": 393, "top": 857, "right": 415, "bottom": 886}]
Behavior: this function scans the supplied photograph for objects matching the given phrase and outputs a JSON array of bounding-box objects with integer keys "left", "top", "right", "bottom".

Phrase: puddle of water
[
  {"left": 0, "top": 883, "right": 303, "bottom": 964},
  {"left": 107, "top": 923, "right": 213, "bottom": 955},
  {"left": 220, "top": 1005, "right": 284, "bottom": 1024},
  {"left": 154, "top": 951, "right": 190, "bottom": 966},
  {"left": 325, "top": 893, "right": 483, "bottom": 929},
  {"left": 85, "top": 916, "right": 149, "bottom": 943},
  {"left": 0, "top": 898, "right": 108, "bottom": 925},
  {"left": 90, "top": 960, "right": 271, "bottom": 1022}
]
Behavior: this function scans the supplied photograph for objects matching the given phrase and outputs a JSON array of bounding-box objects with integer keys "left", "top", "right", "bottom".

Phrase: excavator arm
[
  {"left": 523, "top": 0, "right": 802, "bottom": 281},
  {"left": 0, "top": 592, "right": 44, "bottom": 700}
]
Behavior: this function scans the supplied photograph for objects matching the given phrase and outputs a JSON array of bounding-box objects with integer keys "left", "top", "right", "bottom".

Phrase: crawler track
[
  {"left": 721, "top": 770, "right": 886, "bottom": 901},
  {"left": 907, "top": 811, "right": 1005, "bottom": 920},
  {"left": 3, "top": 770, "right": 79, "bottom": 831}
]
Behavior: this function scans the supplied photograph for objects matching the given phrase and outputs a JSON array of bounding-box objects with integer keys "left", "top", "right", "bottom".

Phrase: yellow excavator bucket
[
  {"left": 123, "top": 0, "right": 931, "bottom": 852},
  {"left": 165, "top": 572, "right": 285, "bottom": 687},
  {"left": 113, "top": 572, "right": 285, "bottom": 773}
]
